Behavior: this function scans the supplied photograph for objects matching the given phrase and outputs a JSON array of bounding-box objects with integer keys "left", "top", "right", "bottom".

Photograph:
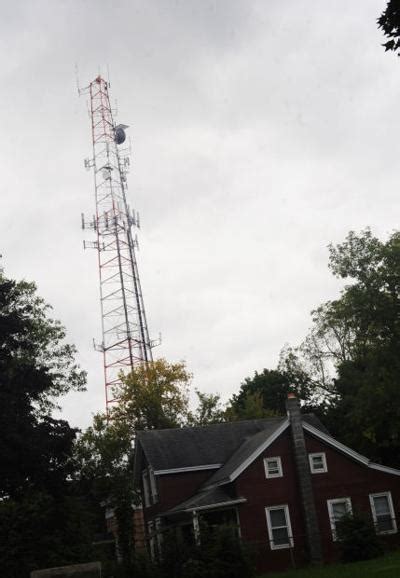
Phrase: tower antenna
[{"left": 80, "top": 75, "right": 157, "bottom": 413}]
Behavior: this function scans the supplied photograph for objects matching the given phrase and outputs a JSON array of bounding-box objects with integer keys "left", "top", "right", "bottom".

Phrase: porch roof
[{"left": 161, "top": 486, "right": 246, "bottom": 516}]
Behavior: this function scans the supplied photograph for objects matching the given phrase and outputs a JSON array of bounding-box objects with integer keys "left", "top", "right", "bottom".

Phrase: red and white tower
[{"left": 80, "top": 75, "right": 155, "bottom": 412}]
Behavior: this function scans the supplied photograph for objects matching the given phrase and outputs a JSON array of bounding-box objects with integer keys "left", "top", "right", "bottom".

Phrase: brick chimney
[{"left": 286, "top": 393, "right": 323, "bottom": 564}]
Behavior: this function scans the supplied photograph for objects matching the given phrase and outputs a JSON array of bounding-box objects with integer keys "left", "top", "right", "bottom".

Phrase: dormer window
[
  {"left": 309, "top": 452, "right": 327, "bottom": 474},
  {"left": 264, "top": 456, "right": 283, "bottom": 479}
]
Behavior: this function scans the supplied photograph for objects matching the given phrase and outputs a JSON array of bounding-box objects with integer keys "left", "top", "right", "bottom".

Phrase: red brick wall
[
  {"left": 105, "top": 508, "right": 146, "bottom": 553},
  {"left": 133, "top": 508, "right": 146, "bottom": 550}
]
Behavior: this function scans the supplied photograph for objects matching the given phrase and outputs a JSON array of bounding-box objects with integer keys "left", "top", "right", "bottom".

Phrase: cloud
[{"left": 1, "top": 0, "right": 398, "bottom": 427}]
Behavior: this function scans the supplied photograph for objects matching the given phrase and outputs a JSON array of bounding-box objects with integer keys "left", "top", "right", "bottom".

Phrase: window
[
  {"left": 369, "top": 492, "right": 397, "bottom": 535},
  {"left": 309, "top": 452, "right": 327, "bottom": 474},
  {"left": 264, "top": 457, "right": 283, "bottom": 479},
  {"left": 265, "top": 505, "right": 293, "bottom": 549},
  {"left": 327, "top": 497, "right": 352, "bottom": 540}
]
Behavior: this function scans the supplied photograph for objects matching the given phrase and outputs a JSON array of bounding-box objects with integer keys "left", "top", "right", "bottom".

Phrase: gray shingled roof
[
  {"left": 137, "top": 414, "right": 327, "bottom": 473},
  {"left": 136, "top": 414, "right": 328, "bottom": 516},
  {"left": 137, "top": 416, "right": 287, "bottom": 471}
]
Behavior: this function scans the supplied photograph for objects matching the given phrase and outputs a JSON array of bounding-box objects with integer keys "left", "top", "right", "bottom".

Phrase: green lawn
[{"left": 259, "top": 551, "right": 400, "bottom": 578}]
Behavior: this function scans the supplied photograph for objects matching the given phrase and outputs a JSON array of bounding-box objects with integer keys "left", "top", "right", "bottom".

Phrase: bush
[
  {"left": 0, "top": 491, "right": 97, "bottom": 578},
  {"left": 336, "top": 512, "right": 383, "bottom": 562},
  {"left": 200, "top": 524, "right": 254, "bottom": 578},
  {"left": 158, "top": 523, "right": 255, "bottom": 578}
]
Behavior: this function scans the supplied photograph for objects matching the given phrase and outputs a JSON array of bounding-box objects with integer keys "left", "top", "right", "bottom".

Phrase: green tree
[
  {"left": 0, "top": 491, "right": 96, "bottom": 578},
  {"left": 227, "top": 229, "right": 400, "bottom": 465},
  {"left": 0, "top": 274, "right": 86, "bottom": 498},
  {"left": 110, "top": 358, "right": 192, "bottom": 432},
  {"left": 74, "top": 412, "right": 137, "bottom": 573},
  {"left": 226, "top": 346, "right": 315, "bottom": 419},
  {"left": 76, "top": 359, "right": 193, "bottom": 506},
  {"left": 378, "top": 1, "right": 400, "bottom": 54},
  {"left": 0, "top": 273, "right": 90, "bottom": 577},
  {"left": 75, "top": 359, "right": 193, "bottom": 572},
  {"left": 75, "top": 358, "right": 236, "bottom": 572},
  {"left": 226, "top": 389, "right": 276, "bottom": 421},
  {"left": 187, "top": 390, "right": 226, "bottom": 426},
  {"left": 300, "top": 230, "right": 400, "bottom": 465}
]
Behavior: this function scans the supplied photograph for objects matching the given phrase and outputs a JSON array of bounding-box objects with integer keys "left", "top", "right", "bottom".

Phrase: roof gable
[
  {"left": 202, "top": 414, "right": 327, "bottom": 490},
  {"left": 303, "top": 422, "right": 400, "bottom": 477},
  {"left": 202, "top": 418, "right": 289, "bottom": 489}
]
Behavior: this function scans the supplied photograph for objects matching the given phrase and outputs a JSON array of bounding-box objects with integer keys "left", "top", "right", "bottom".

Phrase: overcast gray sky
[{"left": 1, "top": 0, "right": 398, "bottom": 428}]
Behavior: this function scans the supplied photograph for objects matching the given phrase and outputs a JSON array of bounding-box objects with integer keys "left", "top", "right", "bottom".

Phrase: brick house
[{"left": 133, "top": 394, "right": 400, "bottom": 573}]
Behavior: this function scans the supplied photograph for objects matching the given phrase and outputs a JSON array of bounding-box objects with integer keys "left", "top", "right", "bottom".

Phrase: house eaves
[
  {"left": 154, "top": 463, "right": 222, "bottom": 476},
  {"left": 183, "top": 497, "right": 247, "bottom": 514},
  {"left": 303, "top": 422, "right": 400, "bottom": 477}
]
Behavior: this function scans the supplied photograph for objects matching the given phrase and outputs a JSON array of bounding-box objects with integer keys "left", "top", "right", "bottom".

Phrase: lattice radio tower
[{"left": 80, "top": 75, "right": 156, "bottom": 413}]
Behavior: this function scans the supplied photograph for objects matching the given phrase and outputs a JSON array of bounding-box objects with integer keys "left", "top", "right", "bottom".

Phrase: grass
[{"left": 259, "top": 550, "right": 400, "bottom": 578}]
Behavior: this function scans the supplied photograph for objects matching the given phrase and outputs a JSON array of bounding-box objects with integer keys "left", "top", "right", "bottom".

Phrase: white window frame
[
  {"left": 327, "top": 497, "right": 352, "bottom": 541},
  {"left": 264, "top": 456, "right": 283, "bottom": 479},
  {"left": 309, "top": 452, "right": 328, "bottom": 474},
  {"left": 265, "top": 504, "right": 294, "bottom": 550},
  {"left": 369, "top": 492, "right": 397, "bottom": 535},
  {"left": 142, "top": 469, "right": 151, "bottom": 508}
]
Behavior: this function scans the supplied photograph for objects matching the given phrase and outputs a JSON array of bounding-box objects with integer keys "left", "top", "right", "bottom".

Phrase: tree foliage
[
  {"left": 298, "top": 230, "right": 400, "bottom": 465},
  {"left": 76, "top": 359, "right": 224, "bottom": 508},
  {"left": 74, "top": 411, "right": 137, "bottom": 573},
  {"left": 336, "top": 512, "right": 383, "bottom": 562},
  {"left": 187, "top": 390, "right": 226, "bottom": 426},
  {"left": 0, "top": 491, "right": 96, "bottom": 578},
  {"left": 226, "top": 346, "right": 315, "bottom": 419},
  {"left": 0, "top": 274, "right": 86, "bottom": 499},
  {"left": 378, "top": 1, "right": 400, "bottom": 54},
  {"left": 0, "top": 273, "right": 92, "bottom": 577},
  {"left": 226, "top": 229, "right": 400, "bottom": 467},
  {"left": 75, "top": 358, "right": 195, "bottom": 572},
  {"left": 111, "top": 358, "right": 192, "bottom": 432},
  {"left": 158, "top": 524, "right": 254, "bottom": 578}
]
